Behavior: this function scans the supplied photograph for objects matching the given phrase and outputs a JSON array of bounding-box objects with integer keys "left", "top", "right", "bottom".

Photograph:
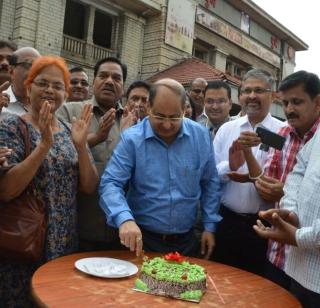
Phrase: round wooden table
[{"left": 31, "top": 250, "right": 301, "bottom": 307}]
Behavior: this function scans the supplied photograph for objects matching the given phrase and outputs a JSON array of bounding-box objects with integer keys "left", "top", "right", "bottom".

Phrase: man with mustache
[
  {"left": 0, "top": 40, "right": 17, "bottom": 85},
  {"left": 67, "top": 67, "right": 89, "bottom": 102},
  {"left": 212, "top": 69, "right": 285, "bottom": 276},
  {"left": 57, "top": 57, "right": 135, "bottom": 251},
  {"left": 1, "top": 47, "right": 41, "bottom": 118},
  {"left": 229, "top": 70, "right": 320, "bottom": 290},
  {"left": 198, "top": 81, "right": 232, "bottom": 138},
  {"left": 189, "top": 77, "right": 208, "bottom": 118},
  {"left": 125, "top": 80, "right": 150, "bottom": 122}
]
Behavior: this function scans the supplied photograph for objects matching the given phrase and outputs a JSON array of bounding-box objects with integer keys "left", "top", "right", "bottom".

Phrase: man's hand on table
[
  {"left": 119, "top": 220, "right": 143, "bottom": 257},
  {"left": 201, "top": 231, "right": 215, "bottom": 260}
]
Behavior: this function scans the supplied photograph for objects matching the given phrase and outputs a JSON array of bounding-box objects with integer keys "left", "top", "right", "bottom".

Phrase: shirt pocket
[{"left": 177, "top": 165, "right": 201, "bottom": 197}]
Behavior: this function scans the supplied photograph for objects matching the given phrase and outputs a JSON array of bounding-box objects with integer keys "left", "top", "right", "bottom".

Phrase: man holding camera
[
  {"left": 230, "top": 71, "right": 320, "bottom": 291},
  {"left": 212, "top": 69, "right": 285, "bottom": 276}
]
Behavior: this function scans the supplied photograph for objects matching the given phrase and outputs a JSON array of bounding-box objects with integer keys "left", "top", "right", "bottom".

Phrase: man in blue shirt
[{"left": 99, "top": 79, "right": 221, "bottom": 258}]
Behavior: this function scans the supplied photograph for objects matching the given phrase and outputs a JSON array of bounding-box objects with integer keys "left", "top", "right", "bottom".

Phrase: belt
[
  {"left": 220, "top": 205, "right": 258, "bottom": 221},
  {"left": 140, "top": 227, "right": 192, "bottom": 242}
]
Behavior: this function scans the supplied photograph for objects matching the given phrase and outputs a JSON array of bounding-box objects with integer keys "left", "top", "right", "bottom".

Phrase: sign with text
[
  {"left": 165, "top": 0, "right": 196, "bottom": 54},
  {"left": 196, "top": 6, "right": 280, "bottom": 67}
]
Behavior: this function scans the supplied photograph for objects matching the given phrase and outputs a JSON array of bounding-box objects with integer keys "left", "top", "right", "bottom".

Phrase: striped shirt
[
  {"left": 264, "top": 117, "right": 320, "bottom": 269},
  {"left": 281, "top": 126, "right": 320, "bottom": 294}
]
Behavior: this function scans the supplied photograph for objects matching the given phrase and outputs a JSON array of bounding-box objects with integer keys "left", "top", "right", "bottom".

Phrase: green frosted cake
[{"left": 134, "top": 252, "right": 207, "bottom": 301}]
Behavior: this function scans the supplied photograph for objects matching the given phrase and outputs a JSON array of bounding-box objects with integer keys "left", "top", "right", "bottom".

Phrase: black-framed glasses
[
  {"left": 15, "top": 61, "right": 33, "bottom": 69},
  {"left": 33, "top": 79, "right": 65, "bottom": 92},
  {"left": 205, "top": 98, "right": 229, "bottom": 105},
  {"left": 70, "top": 79, "right": 89, "bottom": 87},
  {"left": 240, "top": 88, "right": 271, "bottom": 95}
]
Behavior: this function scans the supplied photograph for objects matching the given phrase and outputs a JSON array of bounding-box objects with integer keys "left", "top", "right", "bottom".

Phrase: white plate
[{"left": 75, "top": 257, "right": 138, "bottom": 278}]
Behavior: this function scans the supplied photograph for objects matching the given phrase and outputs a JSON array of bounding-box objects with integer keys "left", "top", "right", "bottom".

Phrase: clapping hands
[{"left": 71, "top": 104, "right": 93, "bottom": 150}]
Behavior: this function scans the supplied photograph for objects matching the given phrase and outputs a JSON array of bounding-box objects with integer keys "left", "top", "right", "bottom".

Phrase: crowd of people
[{"left": 0, "top": 39, "right": 319, "bottom": 307}]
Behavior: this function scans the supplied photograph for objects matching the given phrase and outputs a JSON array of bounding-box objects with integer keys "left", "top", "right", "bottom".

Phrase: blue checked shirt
[{"left": 99, "top": 117, "right": 222, "bottom": 234}]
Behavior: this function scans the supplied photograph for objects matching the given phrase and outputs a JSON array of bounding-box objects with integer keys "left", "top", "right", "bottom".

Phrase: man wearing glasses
[
  {"left": 68, "top": 67, "right": 89, "bottom": 102},
  {"left": 99, "top": 78, "right": 221, "bottom": 258},
  {"left": 198, "top": 80, "right": 232, "bottom": 138},
  {"left": 1, "top": 46, "right": 40, "bottom": 118},
  {"left": 212, "top": 69, "right": 285, "bottom": 276},
  {"left": 189, "top": 77, "right": 208, "bottom": 118}
]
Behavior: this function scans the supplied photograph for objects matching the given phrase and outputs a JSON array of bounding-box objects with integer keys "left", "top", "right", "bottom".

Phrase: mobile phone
[{"left": 256, "top": 127, "right": 286, "bottom": 150}]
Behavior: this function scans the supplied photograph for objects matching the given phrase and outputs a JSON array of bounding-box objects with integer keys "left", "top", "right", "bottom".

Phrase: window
[
  {"left": 194, "top": 49, "right": 206, "bottom": 60},
  {"left": 63, "top": 0, "right": 86, "bottom": 39},
  {"left": 226, "top": 62, "right": 232, "bottom": 75},
  {"left": 93, "top": 10, "right": 113, "bottom": 48}
]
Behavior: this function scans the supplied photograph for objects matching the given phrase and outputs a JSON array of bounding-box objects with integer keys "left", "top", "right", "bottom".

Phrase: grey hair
[{"left": 242, "top": 69, "right": 274, "bottom": 89}]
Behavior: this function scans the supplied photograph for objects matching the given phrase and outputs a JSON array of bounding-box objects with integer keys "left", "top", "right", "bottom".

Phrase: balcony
[{"left": 61, "top": 35, "right": 117, "bottom": 64}]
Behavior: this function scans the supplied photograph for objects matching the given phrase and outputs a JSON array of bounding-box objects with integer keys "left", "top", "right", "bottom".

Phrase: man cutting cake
[{"left": 99, "top": 78, "right": 221, "bottom": 259}]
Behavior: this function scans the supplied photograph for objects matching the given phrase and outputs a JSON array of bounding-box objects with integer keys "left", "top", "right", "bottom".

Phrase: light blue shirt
[
  {"left": 99, "top": 117, "right": 221, "bottom": 234},
  {"left": 281, "top": 127, "right": 320, "bottom": 294}
]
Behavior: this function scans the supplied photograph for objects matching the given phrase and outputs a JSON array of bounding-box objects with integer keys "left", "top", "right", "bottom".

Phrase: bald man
[
  {"left": 189, "top": 77, "right": 208, "bottom": 118},
  {"left": 99, "top": 78, "right": 221, "bottom": 258},
  {"left": 1, "top": 47, "right": 40, "bottom": 117}
]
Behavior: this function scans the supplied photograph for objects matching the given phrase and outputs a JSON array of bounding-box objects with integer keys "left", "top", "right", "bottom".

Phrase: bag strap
[
  {"left": 18, "top": 117, "right": 31, "bottom": 157},
  {"left": 18, "top": 117, "right": 36, "bottom": 192}
]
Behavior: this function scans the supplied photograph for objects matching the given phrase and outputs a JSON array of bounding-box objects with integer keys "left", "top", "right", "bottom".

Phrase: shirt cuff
[
  {"left": 115, "top": 211, "right": 135, "bottom": 228},
  {"left": 203, "top": 222, "right": 216, "bottom": 233},
  {"left": 217, "top": 161, "right": 231, "bottom": 182},
  {"left": 295, "top": 227, "right": 316, "bottom": 249}
]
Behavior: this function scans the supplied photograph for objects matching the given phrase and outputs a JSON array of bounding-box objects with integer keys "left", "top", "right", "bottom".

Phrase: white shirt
[
  {"left": 281, "top": 127, "right": 320, "bottom": 294},
  {"left": 1, "top": 86, "right": 27, "bottom": 119},
  {"left": 213, "top": 113, "right": 285, "bottom": 213}
]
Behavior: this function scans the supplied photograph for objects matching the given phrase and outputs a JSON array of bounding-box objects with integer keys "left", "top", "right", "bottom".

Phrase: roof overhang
[
  {"left": 110, "top": 0, "right": 161, "bottom": 17},
  {"left": 226, "top": 0, "right": 308, "bottom": 51}
]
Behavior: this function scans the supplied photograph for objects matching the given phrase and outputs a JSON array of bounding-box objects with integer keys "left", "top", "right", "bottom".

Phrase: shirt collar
[
  {"left": 239, "top": 113, "right": 274, "bottom": 128},
  {"left": 4, "top": 86, "right": 18, "bottom": 103},
  {"left": 289, "top": 116, "right": 320, "bottom": 140},
  {"left": 92, "top": 96, "right": 123, "bottom": 115}
]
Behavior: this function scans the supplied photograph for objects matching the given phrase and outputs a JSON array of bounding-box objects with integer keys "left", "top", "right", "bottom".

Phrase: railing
[
  {"left": 62, "top": 35, "right": 85, "bottom": 57},
  {"left": 91, "top": 44, "right": 115, "bottom": 59},
  {"left": 62, "top": 35, "right": 116, "bottom": 60}
]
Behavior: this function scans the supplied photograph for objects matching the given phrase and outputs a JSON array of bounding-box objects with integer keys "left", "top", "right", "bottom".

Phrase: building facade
[{"left": 0, "top": 0, "right": 307, "bottom": 117}]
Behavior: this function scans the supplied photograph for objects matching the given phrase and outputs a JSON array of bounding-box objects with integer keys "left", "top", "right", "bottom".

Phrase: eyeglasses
[
  {"left": 128, "top": 95, "right": 148, "bottom": 104},
  {"left": 191, "top": 88, "right": 205, "bottom": 95},
  {"left": 15, "top": 61, "right": 33, "bottom": 69},
  {"left": 240, "top": 88, "right": 271, "bottom": 95},
  {"left": 70, "top": 79, "right": 89, "bottom": 87},
  {"left": 33, "top": 79, "right": 65, "bottom": 92},
  {"left": 205, "top": 98, "right": 228, "bottom": 105},
  {"left": 150, "top": 112, "right": 183, "bottom": 123}
]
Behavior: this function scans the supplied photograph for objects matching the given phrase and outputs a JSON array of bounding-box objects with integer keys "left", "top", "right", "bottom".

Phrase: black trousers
[
  {"left": 212, "top": 206, "right": 268, "bottom": 276},
  {"left": 290, "top": 279, "right": 320, "bottom": 308},
  {"left": 140, "top": 228, "right": 199, "bottom": 257},
  {"left": 264, "top": 260, "right": 291, "bottom": 291}
]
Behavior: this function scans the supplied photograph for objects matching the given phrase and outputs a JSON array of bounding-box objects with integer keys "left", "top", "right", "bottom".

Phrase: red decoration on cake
[{"left": 164, "top": 252, "right": 186, "bottom": 263}]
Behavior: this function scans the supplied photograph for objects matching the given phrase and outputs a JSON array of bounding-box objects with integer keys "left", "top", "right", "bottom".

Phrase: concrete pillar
[{"left": 84, "top": 6, "right": 95, "bottom": 59}]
